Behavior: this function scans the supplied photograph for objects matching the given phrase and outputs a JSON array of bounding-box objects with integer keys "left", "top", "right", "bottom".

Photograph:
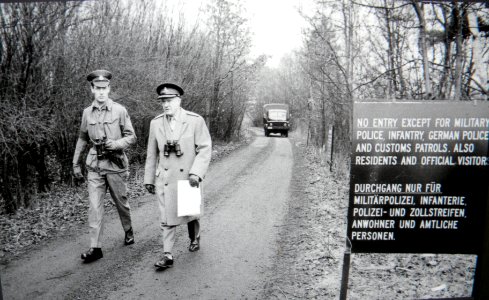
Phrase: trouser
[
  {"left": 161, "top": 219, "right": 200, "bottom": 253},
  {"left": 87, "top": 171, "right": 132, "bottom": 248}
]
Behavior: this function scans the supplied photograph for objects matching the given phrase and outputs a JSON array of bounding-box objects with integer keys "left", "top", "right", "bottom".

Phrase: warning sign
[{"left": 348, "top": 101, "right": 489, "bottom": 254}]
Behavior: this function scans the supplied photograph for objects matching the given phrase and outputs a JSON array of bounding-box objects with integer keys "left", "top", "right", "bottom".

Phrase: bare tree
[
  {"left": 0, "top": 0, "right": 261, "bottom": 213},
  {"left": 412, "top": 1, "right": 433, "bottom": 99}
]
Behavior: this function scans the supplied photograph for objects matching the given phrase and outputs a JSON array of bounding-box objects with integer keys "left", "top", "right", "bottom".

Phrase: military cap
[
  {"left": 87, "top": 70, "right": 112, "bottom": 87},
  {"left": 156, "top": 83, "right": 184, "bottom": 99}
]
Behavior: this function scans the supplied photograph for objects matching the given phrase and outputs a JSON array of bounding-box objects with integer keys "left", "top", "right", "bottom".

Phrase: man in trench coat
[{"left": 144, "top": 83, "right": 212, "bottom": 269}]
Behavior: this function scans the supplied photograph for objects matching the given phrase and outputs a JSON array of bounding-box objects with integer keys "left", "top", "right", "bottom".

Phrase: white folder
[{"left": 177, "top": 180, "right": 201, "bottom": 217}]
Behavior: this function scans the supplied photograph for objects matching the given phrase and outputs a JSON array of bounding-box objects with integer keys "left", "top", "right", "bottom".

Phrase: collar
[
  {"left": 91, "top": 98, "right": 113, "bottom": 111},
  {"left": 165, "top": 107, "right": 182, "bottom": 121}
]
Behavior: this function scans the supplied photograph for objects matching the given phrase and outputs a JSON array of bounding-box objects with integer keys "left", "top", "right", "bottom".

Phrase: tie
[{"left": 167, "top": 115, "right": 175, "bottom": 131}]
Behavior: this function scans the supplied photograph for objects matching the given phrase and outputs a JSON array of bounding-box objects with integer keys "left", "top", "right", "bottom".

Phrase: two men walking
[{"left": 73, "top": 70, "right": 211, "bottom": 269}]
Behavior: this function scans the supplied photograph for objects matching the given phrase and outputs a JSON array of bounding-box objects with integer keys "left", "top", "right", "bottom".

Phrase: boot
[
  {"left": 81, "top": 248, "right": 103, "bottom": 263},
  {"left": 124, "top": 227, "right": 135, "bottom": 245},
  {"left": 189, "top": 237, "right": 200, "bottom": 252},
  {"left": 154, "top": 252, "right": 173, "bottom": 270}
]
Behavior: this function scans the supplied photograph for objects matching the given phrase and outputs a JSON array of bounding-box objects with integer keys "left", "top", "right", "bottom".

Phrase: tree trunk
[
  {"left": 342, "top": 0, "right": 354, "bottom": 99},
  {"left": 467, "top": 6, "right": 487, "bottom": 99},
  {"left": 438, "top": 5, "right": 452, "bottom": 100},
  {"left": 17, "top": 150, "right": 30, "bottom": 208},
  {"left": 453, "top": 6, "right": 464, "bottom": 100},
  {"left": 384, "top": 0, "right": 395, "bottom": 98},
  {"left": 36, "top": 145, "right": 50, "bottom": 193},
  {"left": 1, "top": 156, "right": 16, "bottom": 213},
  {"left": 412, "top": 1, "right": 432, "bottom": 99}
]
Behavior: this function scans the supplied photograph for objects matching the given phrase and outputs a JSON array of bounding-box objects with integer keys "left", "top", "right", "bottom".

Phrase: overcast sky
[
  {"left": 176, "top": 0, "right": 314, "bottom": 68},
  {"left": 244, "top": 0, "right": 313, "bottom": 67}
]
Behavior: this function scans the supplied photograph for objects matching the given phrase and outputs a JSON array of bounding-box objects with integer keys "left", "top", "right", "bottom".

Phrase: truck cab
[{"left": 263, "top": 103, "right": 290, "bottom": 137}]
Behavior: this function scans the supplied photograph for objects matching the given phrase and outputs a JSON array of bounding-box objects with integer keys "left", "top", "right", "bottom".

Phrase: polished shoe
[
  {"left": 81, "top": 248, "right": 103, "bottom": 263},
  {"left": 124, "top": 227, "right": 135, "bottom": 245},
  {"left": 154, "top": 253, "right": 173, "bottom": 270},
  {"left": 189, "top": 237, "right": 200, "bottom": 252}
]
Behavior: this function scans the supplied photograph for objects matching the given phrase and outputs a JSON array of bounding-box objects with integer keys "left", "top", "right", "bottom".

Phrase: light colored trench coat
[{"left": 144, "top": 108, "right": 212, "bottom": 225}]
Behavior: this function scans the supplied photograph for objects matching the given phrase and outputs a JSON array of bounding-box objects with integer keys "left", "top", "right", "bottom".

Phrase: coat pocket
[
  {"left": 104, "top": 116, "right": 122, "bottom": 139},
  {"left": 87, "top": 117, "right": 105, "bottom": 141}
]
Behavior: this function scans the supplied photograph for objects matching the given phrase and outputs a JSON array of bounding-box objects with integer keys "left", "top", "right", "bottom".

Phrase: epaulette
[
  {"left": 185, "top": 111, "right": 200, "bottom": 117},
  {"left": 153, "top": 113, "right": 165, "bottom": 120}
]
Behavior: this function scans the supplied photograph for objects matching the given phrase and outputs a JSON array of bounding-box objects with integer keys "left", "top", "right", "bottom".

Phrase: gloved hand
[
  {"left": 105, "top": 139, "right": 122, "bottom": 151},
  {"left": 73, "top": 165, "right": 84, "bottom": 180},
  {"left": 145, "top": 184, "right": 155, "bottom": 194},
  {"left": 189, "top": 174, "right": 200, "bottom": 188}
]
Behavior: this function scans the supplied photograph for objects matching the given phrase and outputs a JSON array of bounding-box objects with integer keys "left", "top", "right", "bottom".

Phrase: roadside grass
[{"left": 264, "top": 139, "right": 475, "bottom": 299}]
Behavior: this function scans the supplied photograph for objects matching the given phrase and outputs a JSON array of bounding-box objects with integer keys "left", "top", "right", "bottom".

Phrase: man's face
[
  {"left": 91, "top": 85, "right": 110, "bottom": 103},
  {"left": 160, "top": 97, "right": 181, "bottom": 116}
]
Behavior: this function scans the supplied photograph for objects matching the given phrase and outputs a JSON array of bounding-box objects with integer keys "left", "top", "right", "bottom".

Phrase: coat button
[
  {"left": 180, "top": 169, "right": 184, "bottom": 172},
  {"left": 165, "top": 183, "right": 168, "bottom": 186},
  {"left": 164, "top": 168, "right": 168, "bottom": 171}
]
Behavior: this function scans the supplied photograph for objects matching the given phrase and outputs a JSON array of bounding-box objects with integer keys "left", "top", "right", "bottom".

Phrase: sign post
[
  {"left": 339, "top": 239, "right": 352, "bottom": 300},
  {"left": 343, "top": 101, "right": 489, "bottom": 297},
  {"left": 472, "top": 184, "right": 489, "bottom": 299}
]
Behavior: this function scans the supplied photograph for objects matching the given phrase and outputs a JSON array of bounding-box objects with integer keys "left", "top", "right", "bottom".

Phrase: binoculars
[
  {"left": 94, "top": 137, "right": 108, "bottom": 160},
  {"left": 164, "top": 140, "right": 183, "bottom": 157},
  {"left": 94, "top": 137, "right": 125, "bottom": 169}
]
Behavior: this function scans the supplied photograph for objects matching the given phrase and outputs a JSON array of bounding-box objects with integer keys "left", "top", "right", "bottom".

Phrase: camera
[{"left": 164, "top": 140, "right": 183, "bottom": 157}]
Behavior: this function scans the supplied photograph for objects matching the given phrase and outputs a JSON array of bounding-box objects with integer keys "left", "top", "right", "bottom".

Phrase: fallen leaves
[{"left": 0, "top": 186, "right": 90, "bottom": 260}]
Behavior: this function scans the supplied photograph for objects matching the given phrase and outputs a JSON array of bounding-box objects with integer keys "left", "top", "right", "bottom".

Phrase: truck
[{"left": 263, "top": 103, "right": 290, "bottom": 137}]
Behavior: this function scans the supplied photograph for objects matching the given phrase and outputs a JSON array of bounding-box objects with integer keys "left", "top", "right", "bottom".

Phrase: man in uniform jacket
[
  {"left": 144, "top": 83, "right": 212, "bottom": 269},
  {"left": 73, "top": 70, "right": 137, "bottom": 263}
]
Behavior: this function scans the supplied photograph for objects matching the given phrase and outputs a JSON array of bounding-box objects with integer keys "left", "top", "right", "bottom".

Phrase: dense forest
[{"left": 1, "top": 0, "right": 488, "bottom": 214}]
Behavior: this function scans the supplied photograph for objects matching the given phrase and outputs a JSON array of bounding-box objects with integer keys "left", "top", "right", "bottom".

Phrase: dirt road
[{"left": 1, "top": 131, "right": 294, "bottom": 299}]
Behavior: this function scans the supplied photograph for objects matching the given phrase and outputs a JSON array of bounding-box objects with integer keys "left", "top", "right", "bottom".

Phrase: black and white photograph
[{"left": 0, "top": 0, "right": 488, "bottom": 299}]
